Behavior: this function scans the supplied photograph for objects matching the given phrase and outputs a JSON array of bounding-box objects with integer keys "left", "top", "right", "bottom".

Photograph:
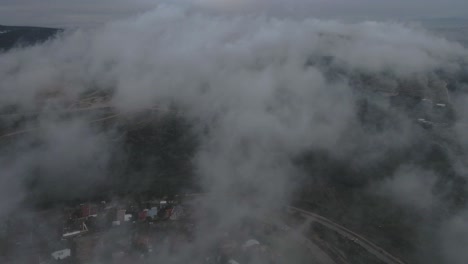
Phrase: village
[{"left": 0, "top": 194, "right": 301, "bottom": 264}]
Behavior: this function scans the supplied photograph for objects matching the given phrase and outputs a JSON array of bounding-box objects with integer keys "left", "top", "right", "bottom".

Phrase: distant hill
[
  {"left": 0, "top": 25, "right": 61, "bottom": 52},
  {"left": 420, "top": 17, "right": 468, "bottom": 46},
  {"left": 420, "top": 17, "right": 468, "bottom": 28}
]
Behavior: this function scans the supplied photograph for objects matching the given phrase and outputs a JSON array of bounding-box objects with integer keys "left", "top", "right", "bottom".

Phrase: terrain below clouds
[{"left": 0, "top": 6, "right": 468, "bottom": 264}]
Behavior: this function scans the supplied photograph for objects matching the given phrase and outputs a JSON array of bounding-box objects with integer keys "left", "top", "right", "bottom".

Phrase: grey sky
[{"left": 0, "top": 0, "right": 467, "bottom": 27}]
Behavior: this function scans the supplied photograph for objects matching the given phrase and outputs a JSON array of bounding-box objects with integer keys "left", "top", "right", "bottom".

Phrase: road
[
  {"left": 174, "top": 194, "right": 407, "bottom": 264},
  {"left": 287, "top": 206, "right": 406, "bottom": 264}
]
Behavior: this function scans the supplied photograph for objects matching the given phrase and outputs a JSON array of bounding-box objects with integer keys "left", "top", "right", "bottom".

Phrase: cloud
[
  {"left": 0, "top": 4, "right": 468, "bottom": 263},
  {"left": 440, "top": 209, "right": 468, "bottom": 264},
  {"left": 376, "top": 166, "right": 438, "bottom": 210}
]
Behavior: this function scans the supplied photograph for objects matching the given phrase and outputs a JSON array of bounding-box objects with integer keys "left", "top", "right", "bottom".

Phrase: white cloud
[{"left": 0, "top": 5, "right": 467, "bottom": 263}]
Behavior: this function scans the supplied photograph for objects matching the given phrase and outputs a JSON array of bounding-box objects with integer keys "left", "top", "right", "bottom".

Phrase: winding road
[{"left": 287, "top": 206, "right": 406, "bottom": 264}]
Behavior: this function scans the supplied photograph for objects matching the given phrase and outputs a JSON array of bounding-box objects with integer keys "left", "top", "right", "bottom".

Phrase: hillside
[{"left": 0, "top": 25, "right": 61, "bottom": 51}]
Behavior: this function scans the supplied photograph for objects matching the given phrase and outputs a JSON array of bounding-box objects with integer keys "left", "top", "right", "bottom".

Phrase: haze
[
  {"left": 1, "top": 1, "right": 468, "bottom": 264},
  {"left": 0, "top": 0, "right": 467, "bottom": 27}
]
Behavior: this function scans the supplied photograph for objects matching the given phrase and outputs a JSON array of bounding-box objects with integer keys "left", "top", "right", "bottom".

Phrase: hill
[{"left": 0, "top": 25, "right": 61, "bottom": 51}]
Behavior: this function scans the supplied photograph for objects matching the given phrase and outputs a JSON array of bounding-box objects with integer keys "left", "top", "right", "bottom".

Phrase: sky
[{"left": 0, "top": 0, "right": 467, "bottom": 27}]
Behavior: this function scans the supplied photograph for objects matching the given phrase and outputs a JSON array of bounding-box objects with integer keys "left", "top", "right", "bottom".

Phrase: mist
[
  {"left": 1, "top": 3, "right": 468, "bottom": 264},
  {"left": 1, "top": 0, "right": 468, "bottom": 27}
]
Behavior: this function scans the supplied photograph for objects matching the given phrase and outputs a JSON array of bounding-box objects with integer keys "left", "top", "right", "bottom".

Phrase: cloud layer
[{"left": 1, "top": 5, "right": 468, "bottom": 263}]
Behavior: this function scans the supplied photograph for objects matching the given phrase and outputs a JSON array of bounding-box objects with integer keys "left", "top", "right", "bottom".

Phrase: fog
[
  {"left": 1, "top": 3, "right": 468, "bottom": 264},
  {"left": 1, "top": 0, "right": 468, "bottom": 27}
]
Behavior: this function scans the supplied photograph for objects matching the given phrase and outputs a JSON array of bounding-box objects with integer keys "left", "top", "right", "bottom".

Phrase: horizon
[{"left": 0, "top": 0, "right": 468, "bottom": 28}]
